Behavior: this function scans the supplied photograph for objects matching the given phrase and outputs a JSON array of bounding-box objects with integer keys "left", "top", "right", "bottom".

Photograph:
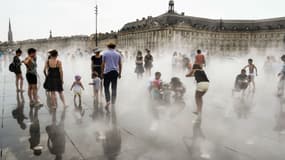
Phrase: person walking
[
  {"left": 43, "top": 49, "right": 68, "bottom": 109},
  {"left": 23, "top": 48, "right": 43, "bottom": 107},
  {"left": 91, "top": 48, "right": 103, "bottom": 79},
  {"left": 186, "top": 64, "right": 209, "bottom": 121},
  {"left": 101, "top": 43, "right": 122, "bottom": 112},
  {"left": 243, "top": 58, "right": 258, "bottom": 92},
  {"left": 277, "top": 55, "right": 285, "bottom": 97},
  {"left": 135, "top": 50, "right": 144, "bottom": 79},
  {"left": 91, "top": 48, "right": 103, "bottom": 96},
  {"left": 70, "top": 75, "right": 84, "bottom": 107},
  {"left": 144, "top": 49, "right": 153, "bottom": 76}
]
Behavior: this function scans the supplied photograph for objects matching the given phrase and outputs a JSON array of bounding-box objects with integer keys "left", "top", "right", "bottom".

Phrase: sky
[{"left": 1, "top": 0, "right": 285, "bottom": 41}]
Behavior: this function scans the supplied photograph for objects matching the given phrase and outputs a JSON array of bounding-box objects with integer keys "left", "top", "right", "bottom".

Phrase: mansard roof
[{"left": 120, "top": 11, "right": 285, "bottom": 32}]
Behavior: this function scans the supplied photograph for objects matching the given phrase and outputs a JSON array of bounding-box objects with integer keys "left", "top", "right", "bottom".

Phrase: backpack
[{"left": 9, "top": 62, "right": 16, "bottom": 72}]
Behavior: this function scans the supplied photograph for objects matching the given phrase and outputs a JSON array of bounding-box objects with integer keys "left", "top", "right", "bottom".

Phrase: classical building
[
  {"left": 0, "top": 31, "right": 117, "bottom": 54},
  {"left": 8, "top": 19, "right": 13, "bottom": 43},
  {"left": 2, "top": 1, "right": 285, "bottom": 55},
  {"left": 118, "top": 0, "right": 285, "bottom": 55}
]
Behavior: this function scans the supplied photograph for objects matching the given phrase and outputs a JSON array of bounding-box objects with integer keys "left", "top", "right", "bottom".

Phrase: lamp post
[{"left": 94, "top": 4, "right": 98, "bottom": 47}]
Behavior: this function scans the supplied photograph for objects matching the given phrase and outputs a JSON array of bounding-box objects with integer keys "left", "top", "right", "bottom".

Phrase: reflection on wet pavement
[{"left": 0, "top": 53, "right": 285, "bottom": 160}]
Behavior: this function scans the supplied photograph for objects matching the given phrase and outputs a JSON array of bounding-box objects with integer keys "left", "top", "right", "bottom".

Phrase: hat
[
  {"left": 75, "top": 75, "right": 81, "bottom": 81},
  {"left": 48, "top": 49, "right": 58, "bottom": 55},
  {"left": 93, "top": 48, "right": 102, "bottom": 53},
  {"left": 107, "top": 42, "right": 116, "bottom": 48}
]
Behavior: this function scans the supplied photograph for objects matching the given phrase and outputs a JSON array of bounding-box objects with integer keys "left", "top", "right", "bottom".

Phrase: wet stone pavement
[{"left": 0, "top": 53, "right": 285, "bottom": 160}]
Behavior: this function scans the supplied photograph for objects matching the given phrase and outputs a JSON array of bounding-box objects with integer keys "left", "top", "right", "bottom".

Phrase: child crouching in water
[
  {"left": 70, "top": 75, "right": 84, "bottom": 107},
  {"left": 89, "top": 72, "right": 102, "bottom": 102},
  {"left": 169, "top": 77, "right": 186, "bottom": 100}
]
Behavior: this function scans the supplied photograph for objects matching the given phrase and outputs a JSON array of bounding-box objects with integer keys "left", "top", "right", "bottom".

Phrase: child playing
[
  {"left": 169, "top": 77, "right": 186, "bottom": 100},
  {"left": 70, "top": 75, "right": 84, "bottom": 107},
  {"left": 89, "top": 72, "right": 102, "bottom": 101},
  {"left": 243, "top": 58, "right": 258, "bottom": 91},
  {"left": 194, "top": 49, "right": 206, "bottom": 68},
  {"left": 232, "top": 69, "right": 249, "bottom": 96},
  {"left": 149, "top": 72, "right": 162, "bottom": 100}
]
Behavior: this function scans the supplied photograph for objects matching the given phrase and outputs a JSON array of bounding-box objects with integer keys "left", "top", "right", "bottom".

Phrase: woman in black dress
[
  {"left": 135, "top": 51, "right": 144, "bottom": 79},
  {"left": 91, "top": 48, "right": 102, "bottom": 79},
  {"left": 44, "top": 50, "right": 67, "bottom": 109},
  {"left": 144, "top": 49, "right": 153, "bottom": 76}
]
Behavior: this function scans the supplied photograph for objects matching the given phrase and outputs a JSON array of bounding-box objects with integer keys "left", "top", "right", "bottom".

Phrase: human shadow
[
  {"left": 46, "top": 109, "right": 66, "bottom": 160},
  {"left": 102, "top": 105, "right": 122, "bottom": 160},
  {"left": 274, "top": 97, "right": 285, "bottom": 136},
  {"left": 12, "top": 91, "right": 27, "bottom": 130},
  {"left": 233, "top": 96, "right": 254, "bottom": 119}
]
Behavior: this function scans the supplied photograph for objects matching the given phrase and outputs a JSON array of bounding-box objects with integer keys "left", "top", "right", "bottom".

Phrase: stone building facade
[
  {"left": 2, "top": 1, "right": 285, "bottom": 56},
  {"left": 0, "top": 33, "right": 117, "bottom": 54},
  {"left": 118, "top": 0, "right": 285, "bottom": 55}
]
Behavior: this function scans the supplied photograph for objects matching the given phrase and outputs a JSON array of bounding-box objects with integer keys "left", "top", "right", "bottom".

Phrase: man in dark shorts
[
  {"left": 101, "top": 43, "right": 122, "bottom": 112},
  {"left": 24, "top": 48, "right": 43, "bottom": 107},
  {"left": 13, "top": 48, "right": 24, "bottom": 92}
]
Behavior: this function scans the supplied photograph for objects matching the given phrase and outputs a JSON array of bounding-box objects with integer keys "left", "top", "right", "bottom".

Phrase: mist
[{"left": 1, "top": 44, "right": 285, "bottom": 160}]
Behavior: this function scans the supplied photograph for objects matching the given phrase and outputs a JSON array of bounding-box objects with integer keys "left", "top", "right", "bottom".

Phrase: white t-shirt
[{"left": 93, "top": 77, "right": 101, "bottom": 91}]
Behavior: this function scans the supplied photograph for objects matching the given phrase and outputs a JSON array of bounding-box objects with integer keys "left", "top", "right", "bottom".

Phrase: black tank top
[
  {"left": 194, "top": 70, "right": 209, "bottom": 83},
  {"left": 47, "top": 61, "right": 60, "bottom": 78},
  {"left": 91, "top": 55, "right": 102, "bottom": 67}
]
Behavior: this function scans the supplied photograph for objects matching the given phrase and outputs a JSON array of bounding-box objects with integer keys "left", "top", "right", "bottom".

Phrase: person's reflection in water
[
  {"left": 73, "top": 98, "right": 85, "bottom": 124},
  {"left": 185, "top": 121, "right": 211, "bottom": 160},
  {"left": 101, "top": 105, "right": 122, "bottom": 160},
  {"left": 12, "top": 91, "right": 27, "bottom": 130},
  {"left": 189, "top": 121, "right": 205, "bottom": 159},
  {"left": 233, "top": 97, "right": 253, "bottom": 119},
  {"left": 91, "top": 99, "right": 104, "bottom": 121},
  {"left": 274, "top": 98, "right": 285, "bottom": 135},
  {"left": 0, "top": 52, "right": 2, "bottom": 72},
  {"left": 29, "top": 104, "right": 42, "bottom": 156},
  {"left": 46, "top": 109, "right": 66, "bottom": 160},
  {"left": 46, "top": 91, "right": 56, "bottom": 114}
]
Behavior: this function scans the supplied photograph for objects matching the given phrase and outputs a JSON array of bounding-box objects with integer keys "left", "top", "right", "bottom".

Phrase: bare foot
[{"left": 105, "top": 102, "right": 111, "bottom": 113}]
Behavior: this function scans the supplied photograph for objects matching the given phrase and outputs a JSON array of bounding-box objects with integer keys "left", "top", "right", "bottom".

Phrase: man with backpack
[{"left": 10, "top": 48, "right": 24, "bottom": 92}]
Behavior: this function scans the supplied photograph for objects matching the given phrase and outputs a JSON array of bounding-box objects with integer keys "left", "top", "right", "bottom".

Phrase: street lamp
[{"left": 94, "top": 4, "right": 98, "bottom": 47}]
